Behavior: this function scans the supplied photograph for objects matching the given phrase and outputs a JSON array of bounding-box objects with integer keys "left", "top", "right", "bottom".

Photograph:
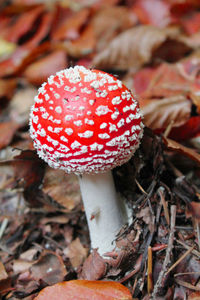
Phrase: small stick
[
  {"left": 196, "top": 221, "right": 200, "bottom": 252},
  {"left": 165, "top": 246, "right": 194, "bottom": 275},
  {"left": 148, "top": 246, "right": 153, "bottom": 294},
  {"left": 176, "top": 239, "right": 200, "bottom": 259},
  {"left": 0, "top": 218, "right": 8, "bottom": 240},
  {"left": 163, "top": 120, "right": 174, "bottom": 138},
  {"left": 158, "top": 187, "right": 170, "bottom": 226},
  {"left": 151, "top": 205, "right": 176, "bottom": 299}
]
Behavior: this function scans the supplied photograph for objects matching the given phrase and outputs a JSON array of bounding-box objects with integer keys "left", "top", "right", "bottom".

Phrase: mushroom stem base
[{"left": 79, "top": 171, "right": 125, "bottom": 256}]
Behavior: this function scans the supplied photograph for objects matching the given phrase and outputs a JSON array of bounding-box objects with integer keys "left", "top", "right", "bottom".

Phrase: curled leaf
[
  {"left": 23, "top": 50, "right": 67, "bottom": 85},
  {"left": 142, "top": 95, "right": 191, "bottom": 130},
  {"left": 92, "top": 25, "right": 186, "bottom": 70},
  {"left": 163, "top": 136, "right": 200, "bottom": 165},
  {"left": 34, "top": 280, "right": 133, "bottom": 300}
]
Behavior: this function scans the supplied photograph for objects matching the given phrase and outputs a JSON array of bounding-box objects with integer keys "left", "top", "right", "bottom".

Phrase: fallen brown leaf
[
  {"left": 0, "top": 262, "right": 8, "bottom": 281},
  {"left": 92, "top": 25, "right": 183, "bottom": 70},
  {"left": 0, "top": 121, "right": 19, "bottom": 149},
  {"left": 8, "top": 86, "right": 37, "bottom": 124},
  {"left": 64, "top": 238, "right": 88, "bottom": 268},
  {"left": 23, "top": 50, "right": 67, "bottom": 85},
  {"left": 91, "top": 6, "right": 136, "bottom": 51},
  {"left": 42, "top": 168, "right": 81, "bottom": 211},
  {"left": 142, "top": 95, "right": 191, "bottom": 130},
  {"left": 34, "top": 280, "right": 133, "bottom": 300},
  {"left": 0, "top": 78, "right": 17, "bottom": 100},
  {"left": 80, "top": 249, "right": 107, "bottom": 280},
  {"left": 30, "top": 251, "right": 67, "bottom": 285},
  {"left": 163, "top": 136, "right": 200, "bottom": 164},
  {"left": 52, "top": 8, "right": 90, "bottom": 42}
]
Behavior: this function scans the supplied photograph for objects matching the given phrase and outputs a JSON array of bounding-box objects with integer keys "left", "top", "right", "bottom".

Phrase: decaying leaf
[
  {"left": 34, "top": 280, "right": 133, "bottom": 300},
  {"left": 91, "top": 6, "right": 136, "bottom": 51},
  {"left": 30, "top": 251, "right": 67, "bottom": 285},
  {"left": 163, "top": 136, "right": 200, "bottom": 165},
  {"left": 0, "top": 78, "right": 17, "bottom": 100},
  {"left": 80, "top": 249, "right": 107, "bottom": 280},
  {"left": 92, "top": 25, "right": 187, "bottom": 70},
  {"left": 52, "top": 8, "right": 90, "bottom": 42},
  {"left": 23, "top": 50, "right": 67, "bottom": 85},
  {"left": 0, "top": 38, "right": 16, "bottom": 60},
  {"left": 8, "top": 86, "right": 37, "bottom": 124},
  {"left": 0, "top": 121, "right": 19, "bottom": 149},
  {"left": 64, "top": 238, "right": 88, "bottom": 268},
  {"left": 0, "top": 262, "right": 8, "bottom": 281},
  {"left": 132, "top": 0, "right": 172, "bottom": 28},
  {"left": 142, "top": 95, "right": 191, "bottom": 130},
  {"left": 42, "top": 168, "right": 81, "bottom": 211},
  {"left": 133, "top": 62, "right": 190, "bottom": 99}
]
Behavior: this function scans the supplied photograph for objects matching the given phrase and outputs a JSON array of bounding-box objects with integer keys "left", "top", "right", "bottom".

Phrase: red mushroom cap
[{"left": 30, "top": 66, "right": 144, "bottom": 174}]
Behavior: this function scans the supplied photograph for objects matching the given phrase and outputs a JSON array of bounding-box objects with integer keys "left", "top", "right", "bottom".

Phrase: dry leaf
[
  {"left": 30, "top": 252, "right": 67, "bottom": 285},
  {"left": 80, "top": 249, "right": 107, "bottom": 280},
  {"left": 133, "top": 63, "right": 190, "bottom": 99},
  {"left": 188, "top": 291, "right": 200, "bottom": 299},
  {"left": 92, "top": 25, "right": 182, "bottom": 70},
  {"left": 0, "top": 121, "right": 19, "bottom": 149},
  {"left": 64, "top": 238, "right": 88, "bottom": 268},
  {"left": 91, "top": 6, "right": 136, "bottom": 51},
  {"left": 52, "top": 8, "right": 90, "bottom": 42},
  {"left": 64, "top": 24, "right": 96, "bottom": 57},
  {"left": 23, "top": 50, "right": 67, "bottom": 85},
  {"left": 163, "top": 136, "right": 200, "bottom": 165},
  {"left": 169, "top": 116, "right": 200, "bottom": 141},
  {"left": 34, "top": 280, "right": 133, "bottom": 300},
  {"left": 0, "top": 6, "right": 44, "bottom": 44},
  {"left": 132, "top": 0, "right": 172, "bottom": 28},
  {"left": 8, "top": 86, "right": 37, "bottom": 124},
  {"left": 142, "top": 95, "right": 191, "bottom": 130},
  {"left": 0, "top": 78, "right": 17, "bottom": 99},
  {"left": 0, "top": 262, "right": 8, "bottom": 281},
  {"left": 0, "top": 38, "right": 16, "bottom": 60},
  {"left": 42, "top": 168, "right": 81, "bottom": 211}
]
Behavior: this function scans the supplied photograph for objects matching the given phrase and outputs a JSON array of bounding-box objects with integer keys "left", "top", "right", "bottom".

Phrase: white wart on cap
[{"left": 30, "top": 66, "right": 144, "bottom": 174}]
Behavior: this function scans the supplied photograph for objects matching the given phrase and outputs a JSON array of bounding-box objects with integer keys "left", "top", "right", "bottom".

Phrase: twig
[
  {"left": 165, "top": 246, "right": 194, "bottom": 275},
  {"left": 0, "top": 218, "right": 8, "bottom": 240},
  {"left": 147, "top": 246, "right": 153, "bottom": 294},
  {"left": 158, "top": 187, "right": 170, "bottom": 226},
  {"left": 119, "top": 255, "right": 142, "bottom": 283},
  {"left": 175, "top": 278, "right": 200, "bottom": 291},
  {"left": 135, "top": 179, "right": 148, "bottom": 195},
  {"left": 176, "top": 239, "right": 200, "bottom": 259},
  {"left": 196, "top": 221, "right": 200, "bottom": 252},
  {"left": 151, "top": 205, "right": 176, "bottom": 299},
  {"left": 163, "top": 120, "right": 174, "bottom": 138}
]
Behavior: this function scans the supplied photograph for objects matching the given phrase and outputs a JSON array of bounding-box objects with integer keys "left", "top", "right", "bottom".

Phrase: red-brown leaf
[
  {"left": 64, "top": 24, "right": 96, "bottom": 58},
  {"left": 34, "top": 280, "right": 133, "bottom": 300},
  {"left": 132, "top": 0, "right": 172, "bottom": 28},
  {"left": 23, "top": 50, "right": 67, "bottom": 85},
  {"left": 52, "top": 8, "right": 90, "bottom": 42},
  {"left": 163, "top": 136, "right": 200, "bottom": 165},
  {"left": 0, "top": 6, "right": 44, "bottom": 43},
  {"left": 169, "top": 116, "right": 200, "bottom": 141},
  {"left": 133, "top": 63, "right": 190, "bottom": 99},
  {"left": 92, "top": 25, "right": 182, "bottom": 70},
  {"left": 141, "top": 95, "right": 191, "bottom": 130},
  {"left": 0, "top": 121, "right": 19, "bottom": 149},
  {"left": 0, "top": 78, "right": 17, "bottom": 100}
]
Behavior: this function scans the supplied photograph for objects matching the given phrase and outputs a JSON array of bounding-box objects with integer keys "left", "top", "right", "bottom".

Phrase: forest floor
[{"left": 0, "top": 0, "right": 200, "bottom": 299}]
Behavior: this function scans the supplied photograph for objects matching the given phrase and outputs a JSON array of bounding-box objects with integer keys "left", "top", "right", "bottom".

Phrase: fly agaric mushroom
[{"left": 29, "top": 66, "right": 144, "bottom": 255}]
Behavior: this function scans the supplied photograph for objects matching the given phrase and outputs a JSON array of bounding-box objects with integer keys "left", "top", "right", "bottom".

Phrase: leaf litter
[{"left": 0, "top": 0, "right": 200, "bottom": 299}]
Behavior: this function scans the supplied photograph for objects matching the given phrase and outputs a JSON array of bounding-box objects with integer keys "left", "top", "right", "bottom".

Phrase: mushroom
[{"left": 29, "top": 66, "right": 144, "bottom": 255}]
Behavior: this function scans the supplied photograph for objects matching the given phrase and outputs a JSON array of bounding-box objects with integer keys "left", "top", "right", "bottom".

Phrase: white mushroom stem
[{"left": 78, "top": 171, "right": 127, "bottom": 256}]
